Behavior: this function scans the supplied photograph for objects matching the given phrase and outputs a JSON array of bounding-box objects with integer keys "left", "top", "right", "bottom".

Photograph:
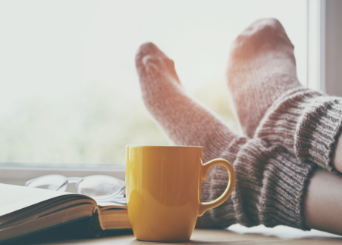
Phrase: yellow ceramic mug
[{"left": 126, "top": 145, "right": 235, "bottom": 242}]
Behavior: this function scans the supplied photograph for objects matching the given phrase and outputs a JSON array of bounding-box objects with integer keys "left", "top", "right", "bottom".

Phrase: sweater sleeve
[
  {"left": 255, "top": 87, "right": 342, "bottom": 171},
  {"left": 196, "top": 136, "right": 316, "bottom": 230}
]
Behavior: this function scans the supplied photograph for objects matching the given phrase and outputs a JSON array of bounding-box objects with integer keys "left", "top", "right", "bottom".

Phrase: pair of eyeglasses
[{"left": 25, "top": 174, "right": 126, "bottom": 205}]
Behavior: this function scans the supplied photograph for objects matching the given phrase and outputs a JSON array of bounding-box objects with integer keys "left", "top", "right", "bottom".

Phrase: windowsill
[{"left": 0, "top": 165, "right": 125, "bottom": 186}]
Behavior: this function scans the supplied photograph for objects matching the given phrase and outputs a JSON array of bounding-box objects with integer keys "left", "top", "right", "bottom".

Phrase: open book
[{"left": 0, "top": 183, "right": 131, "bottom": 244}]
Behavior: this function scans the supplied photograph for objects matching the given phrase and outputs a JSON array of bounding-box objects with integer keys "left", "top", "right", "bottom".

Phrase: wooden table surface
[{"left": 14, "top": 224, "right": 342, "bottom": 245}]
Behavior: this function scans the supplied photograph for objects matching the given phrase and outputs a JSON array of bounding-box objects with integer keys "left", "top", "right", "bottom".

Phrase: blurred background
[{"left": 0, "top": 0, "right": 319, "bottom": 166}]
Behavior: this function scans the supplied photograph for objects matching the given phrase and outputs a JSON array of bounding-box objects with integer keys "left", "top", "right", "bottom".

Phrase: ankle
[{"left": 333, "top": 133, "right": 342, "bottom": 173}]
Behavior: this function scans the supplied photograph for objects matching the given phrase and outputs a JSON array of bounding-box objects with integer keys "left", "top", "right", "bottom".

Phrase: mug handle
[{"left": 198, "top": 158, "right": 236, "bottom": 216}]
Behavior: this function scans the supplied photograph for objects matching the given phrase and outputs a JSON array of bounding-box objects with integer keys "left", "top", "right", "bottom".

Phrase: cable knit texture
[
  {"left": 197, "top": 137, "right": 315, "bottom": 230},
  {"left": 255, "top": 84, "right": 342, "bottom": 172},
  {"left": 135, "top": 18, "right": 341, "bottom": 230}
]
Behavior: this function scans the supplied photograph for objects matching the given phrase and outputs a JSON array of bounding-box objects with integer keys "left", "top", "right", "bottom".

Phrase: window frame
[
  {"left": 0, "top": 165, "right": 125, "bottom": 185},
  {"left": 307, "top": 0, "right": 325, "bottom": 91},
  {"left": 322, "top": 0, "right": 342, "bottom": 96},
  {"left": 307, "top": 0, "right": 342, "bottom": 96}
]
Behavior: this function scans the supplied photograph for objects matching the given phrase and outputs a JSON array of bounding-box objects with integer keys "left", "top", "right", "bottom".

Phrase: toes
[
  {"left": 136, "top": 42, "right": 164, "bottom": 59},
  {"left": 135, "top": 42, "right": 166, "bottom": 68},
  {"left": 135, "top": 42, "right": 162, "bottom": 74},
  {"left": 135, "top": 42, "right": 180, "bottom": 82},
  {"left": 230, "top": 18, "right": 294, "bottom": 60}
]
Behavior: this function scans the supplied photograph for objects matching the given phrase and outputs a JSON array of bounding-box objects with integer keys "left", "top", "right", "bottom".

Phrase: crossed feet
[{"left": 135, "top": 18, "right": 342, "bottom": 174}]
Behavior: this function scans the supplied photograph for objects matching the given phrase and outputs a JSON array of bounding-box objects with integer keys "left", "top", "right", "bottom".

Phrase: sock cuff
[
  {"left": 256, "top": 87, "right": 342, "bottom": 171},
  {"left": 198, "top": 138, "right": 315, "bottom": 230},
  {"left": 232, "top": 140, "right": 314, "bottom": 230},
  {"left": 295, "top": 96, "right": 342, "bottom": 171}
]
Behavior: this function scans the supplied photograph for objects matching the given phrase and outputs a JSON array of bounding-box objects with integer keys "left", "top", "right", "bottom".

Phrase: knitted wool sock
[
  {"left": 227, "top": 18, "right": 342, "bottom": 172},
  {"left": 226, "top": 18, "right": 301, "bottom": 138},
  {"left": 135, "top": 42, "right": 316, "bottom": 230},
  {"left": 135, "top": 42, "right": 237, "bottom": 162}
]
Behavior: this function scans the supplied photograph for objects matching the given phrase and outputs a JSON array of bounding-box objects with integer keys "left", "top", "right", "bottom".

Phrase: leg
[
  {"left": 305, "top": 168, "right": 342, "bottom": 235},
  {"left": 227, "top": 20, "right": 342, "bottom": 230},
  {"left": 333, "top": 134, "right": 342, "bottom": 173}
]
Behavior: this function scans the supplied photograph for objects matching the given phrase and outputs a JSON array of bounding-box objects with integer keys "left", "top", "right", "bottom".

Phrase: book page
[
  {"left": 97, "top": 201, "right": 127, "bottom": 209},
  {"left": 0, "top": 184, "right": 69, "bottom": 216}
]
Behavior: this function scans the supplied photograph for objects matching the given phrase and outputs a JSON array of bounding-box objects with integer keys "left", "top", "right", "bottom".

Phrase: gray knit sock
[
  {"left": 196, "top": 138, "right": 315, "bottom": 230},
  {"left": 135, "top": 42, "right": 316, "bottom": 230},
  {"left": 227, "top": 18, "right": 301, "bottom": 138}
]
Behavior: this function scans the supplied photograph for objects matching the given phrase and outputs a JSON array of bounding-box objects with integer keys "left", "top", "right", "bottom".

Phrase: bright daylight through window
[{"left": 0, "top": 0, "right": 307, "bottom": 166}]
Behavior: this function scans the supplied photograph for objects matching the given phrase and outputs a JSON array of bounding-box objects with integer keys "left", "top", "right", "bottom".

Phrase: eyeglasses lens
[
  {"left": 77, "top": 175, "right": 124, "bottom": 199},
  {"left": 25, "top": 174, "right": 68, "bottom": 191}
]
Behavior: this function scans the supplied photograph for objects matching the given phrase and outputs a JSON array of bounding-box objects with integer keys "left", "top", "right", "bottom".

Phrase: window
[{"left": 0, "top": 0, "right": 307, "bottom": 175}]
